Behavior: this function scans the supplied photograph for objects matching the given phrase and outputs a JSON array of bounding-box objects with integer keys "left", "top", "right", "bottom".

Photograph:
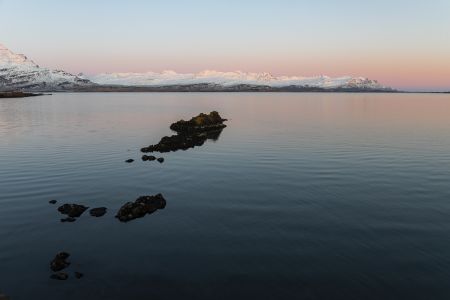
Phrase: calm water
[{"left": 1, "top": 93, "right": 450, "bottom": 300}]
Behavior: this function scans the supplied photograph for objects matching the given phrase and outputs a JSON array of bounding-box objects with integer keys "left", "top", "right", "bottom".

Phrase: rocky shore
[{"left": 0, "top": 91, "right": 44, "bottom": 98}]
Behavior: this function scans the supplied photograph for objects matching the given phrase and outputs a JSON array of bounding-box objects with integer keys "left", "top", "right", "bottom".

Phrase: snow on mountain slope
[
  {"left": 0, "top": 44, "right": 93, "bottom": 91},
  {"left": 89, "top": 70, "right": 387, "bottom": 90},
  {"left": 0, "top": 43, "right": 390, "bottom": 91}
]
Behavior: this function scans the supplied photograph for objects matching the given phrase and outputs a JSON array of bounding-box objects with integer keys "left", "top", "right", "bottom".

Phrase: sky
[{"left": 0, "top": 0, "right": 449, "bottom": 91}]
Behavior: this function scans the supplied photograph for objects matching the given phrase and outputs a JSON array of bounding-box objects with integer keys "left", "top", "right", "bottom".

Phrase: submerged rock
[
  {"left": 157, "top": 157, "right": 164, "bottom": 163},
  {"left": 50, "top": 272, "right": 69, "bottom": 280},
  {"left": 89, "top": 207, "right": 107, "bottom": 217},
  {"left": 49, "top": 200, "right": 57, "bottom": 204},
  {"left": 60, "top": 217, "right": 76, "bottom": 223},
  {"left": 125, "top": 159, "right": 134, "bottom": 163},
  {"left": 74, "top": 271, "right": 84, "bottom": 279},
  {"left": 142, "top": 155, "right": 156, "bottom": 161},
  {"left": 115, "top": 194, "right": 166, "bottom": 222},
  {"left": 170, "top": 111, "right": 227, "bottom": 133},
  {"left": 58, "top": 204, "right": 89, "bottom": 218},
  {"left": 50, "top": 252, "right": 70, "bottom": 272}
]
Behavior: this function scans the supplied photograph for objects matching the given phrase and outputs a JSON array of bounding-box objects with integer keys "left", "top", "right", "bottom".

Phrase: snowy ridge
[
  {"left": 89, "top": 70, "right": 387, "bottom": 90},
  {"left": 0, "top": 44, "right": 93, "bottom": 91},
  {"left": 0, "top": 43, "right": 391, "bottom": 91}
]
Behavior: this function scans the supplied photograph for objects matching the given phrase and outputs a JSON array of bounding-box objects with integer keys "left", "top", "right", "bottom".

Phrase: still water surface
[{"left": 1, "top": 93, "right": 450, "bottom": 299}]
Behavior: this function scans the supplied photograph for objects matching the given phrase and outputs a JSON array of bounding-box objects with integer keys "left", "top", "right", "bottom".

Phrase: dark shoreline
[{"left": 0, "top": 92, "right": 45, "bottom": 98}]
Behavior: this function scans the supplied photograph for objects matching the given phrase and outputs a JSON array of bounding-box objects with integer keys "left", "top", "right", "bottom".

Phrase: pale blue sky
[{"left": 1, "top": 0, "right": 449, "bottom": 90}]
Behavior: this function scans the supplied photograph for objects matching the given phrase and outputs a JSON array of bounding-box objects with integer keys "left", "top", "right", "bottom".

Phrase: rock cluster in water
[
  {"left": 141, "top": 111, "right": 227, "bottom": 153},
  {"left": 46, "top": 112, "right": 226, "bottom": 283},
  {"left": 115, "top": 194, "right": 167, "bottom": 222}
]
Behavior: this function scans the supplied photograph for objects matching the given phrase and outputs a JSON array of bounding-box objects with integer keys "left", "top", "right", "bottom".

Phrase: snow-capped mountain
[
  {"left": 0, "top": 44, "right": 93, "bottom": 91},
  {"left": 89, "top": 70, "right": 388, "bottom": 90},
  {"left": 0, "top": 43, "right": 392, "bottom": 92}
]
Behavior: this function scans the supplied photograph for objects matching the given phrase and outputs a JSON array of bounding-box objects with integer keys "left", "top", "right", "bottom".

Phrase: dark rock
[
  {"left": 169, "top": 111, "right": 227, "bottom": 133},
  {"left": 60, "top": 217, "right": 76, "bottom": 223},
  {"left": 141, "top": 111, "right": 227, "bottom": 153},
  {"left": 58, "top": 204, "right": 89, "bottom": 218},
  {"left": 74, "top": 271, "right": 84, "bottom": 279},
  {"left": 89, "top": 207, "right": 107, "bottom": 217},
  {"left": 50, "top": 252, "right": 70, "bottom": 272},
  {"left": 157, "top": 157, "right": 164, "bottom": 163},
  {"left": 125, "top": 159, "right": 134, "bottom": 163},
  {"left": 142, "top": 155, "right": 156, "bottom": 161},
  {"left": 115, "top": 194, "right": 166, "bottom": 222},
  {"left": 49, "top": 200, "right": 57, "bottom": 204},
  {"left": 50, "top": 272, "right": 69, "bottom": 280}
]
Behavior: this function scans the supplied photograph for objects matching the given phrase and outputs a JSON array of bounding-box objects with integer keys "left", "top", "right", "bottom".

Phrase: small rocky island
[{"left": 141, "top": 111, "right": 227, "bottom": 153}]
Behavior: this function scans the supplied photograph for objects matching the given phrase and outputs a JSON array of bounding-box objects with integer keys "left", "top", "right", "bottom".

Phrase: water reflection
[{"left": 141, "top": 128, "right": 225, "bottom": 153}]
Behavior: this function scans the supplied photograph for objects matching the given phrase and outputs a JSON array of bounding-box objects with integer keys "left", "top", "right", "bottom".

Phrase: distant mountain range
[{"left": 0, "top": 44, "right": 395, "bottom": 92}]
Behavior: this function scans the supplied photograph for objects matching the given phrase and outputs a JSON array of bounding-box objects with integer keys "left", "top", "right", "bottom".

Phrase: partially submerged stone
[
  {"left": 74, "top": 271, "right": 84, "bottom": 279},
  {"left": 125, "top": 159, "right": 134, "bottom": 163},
  {"left": 50, "top": 272, "right": 69, "bottom": 280},
  {"left": 49, "top": 200, "right": 57, "bottom": 204},
  {"left": 50, "top": 252, "right": 70, "bottom": 272},
  {"left": 89, "top": 207, "right": 107, "bottom": 217},
  {"left": 157, "top": 157, "right": 164, "bottom": 163},
  {"left": 115, "top": 194, "right": 166, "bottom": 222},
  {"left": 142, "top": 155, "right": 156, "bottom": 161},
  {"left": 58, "top": 204, "right": 89, "bottom": 218},
  {"left": 60, "top": 217, "right": 76, "bottom": 223}
]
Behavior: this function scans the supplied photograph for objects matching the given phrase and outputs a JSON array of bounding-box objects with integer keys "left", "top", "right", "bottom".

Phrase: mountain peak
[
  {"left": 0, "top": 43, "right": 93, "bottom": 91},
  {"left": 0, "top": 43, "right": 37, "bottom": 66}
]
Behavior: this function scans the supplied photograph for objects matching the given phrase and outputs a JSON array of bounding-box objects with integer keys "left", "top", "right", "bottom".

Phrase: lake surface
[{"left": 1, "top": 93, "right": 450, "bottom": 300}]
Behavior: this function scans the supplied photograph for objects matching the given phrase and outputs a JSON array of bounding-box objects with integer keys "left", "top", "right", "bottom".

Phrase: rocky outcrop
[
  {"left": 115, "top": 194, "right": 166, "bottom": 222},
  {"left": 141, "top": 112, "right": 227, "bottom": 153},
  {"left": 169, "top": 111, "right": 227, "bottom": 133}
]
